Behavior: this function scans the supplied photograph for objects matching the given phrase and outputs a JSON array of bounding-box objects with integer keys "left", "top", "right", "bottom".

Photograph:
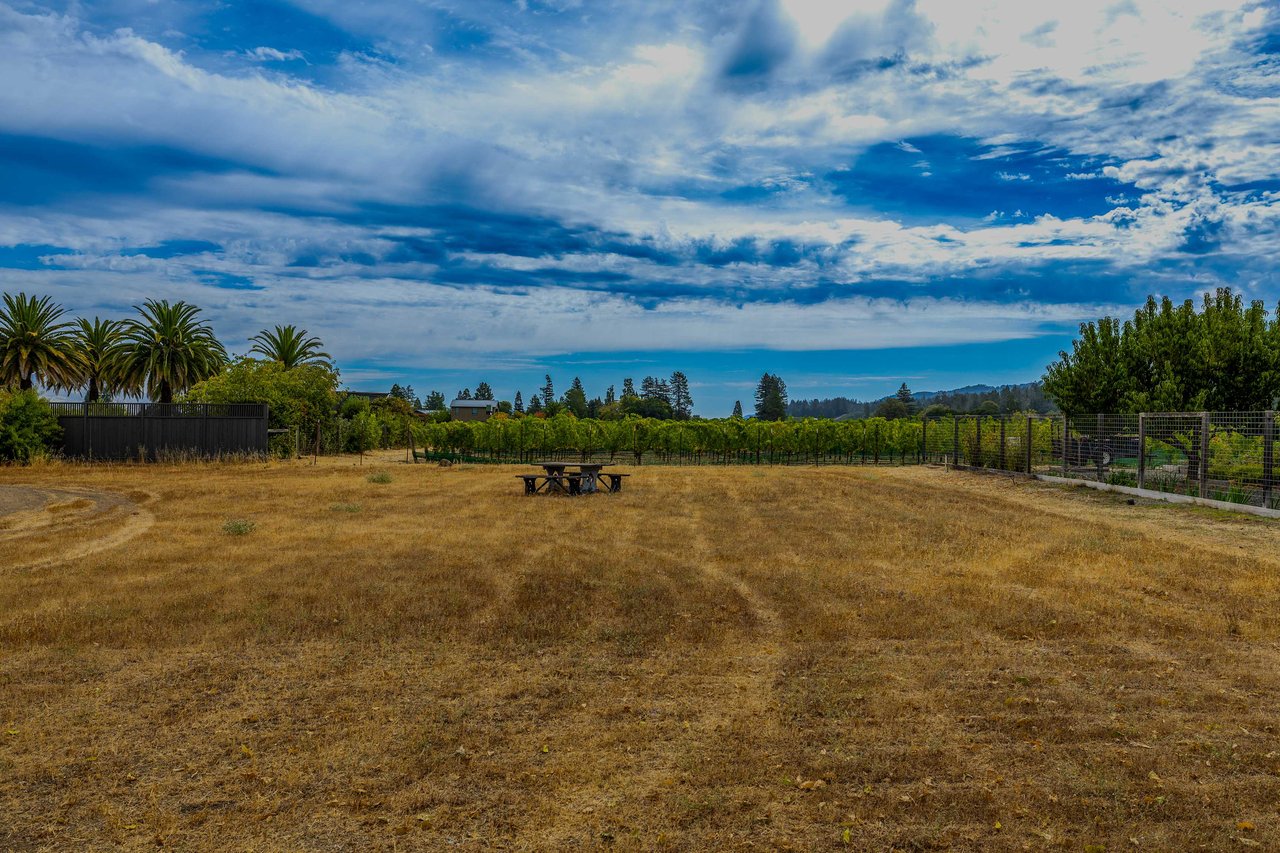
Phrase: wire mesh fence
[
  {"left": 1060, "top": 411, "right": 1280, "bottom": 508},
  {"left": 931, "top": 411, "right": 1280, "bottom": 510}
]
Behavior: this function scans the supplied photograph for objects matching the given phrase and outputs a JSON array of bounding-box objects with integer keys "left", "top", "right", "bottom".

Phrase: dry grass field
[{"left": 3, "top": 457, "right": 1280, "bottom": 851}]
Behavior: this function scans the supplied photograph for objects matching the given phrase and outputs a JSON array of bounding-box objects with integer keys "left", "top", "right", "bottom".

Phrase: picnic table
[{"left": 517, "top": 462, "right": 629, "bottom": 496}]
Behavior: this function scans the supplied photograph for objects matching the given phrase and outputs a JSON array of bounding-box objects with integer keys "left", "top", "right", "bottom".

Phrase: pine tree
[
  {"left": 621, "top": 377, "right": 636, "bottom": 398},
  {"left": 669, "top": 371, "right": 693, "bottom": 419},
  {"left": 528, "top": 394, "right": 543, "bottom": 414},
  {"left": 514, "top": 391, "right": 524, "bottom": 413},
  {"left": 457, "top": 388, "right": 472, "bottom": 400},
  {"left": 732, "top": 400, "right": 743, "bottom": 418},
  {"left": 565, "top": 376, "right": 588, "bottom": 418},
  {"left": 474, "top": 381, "right": 494, "bottom": 400},
  {"left": 754, "top": 373, "right": 788, "bottom": 421},
  {"left": 605, "top": 385, "right": 616, "bottom": 405},
  {"left": 424, "top": 390, "right": 446, "bottom": 411},
  {"left": 895, "top": 382, "right": 916, "bottom": 414},
  {"left": 541, "top": 374, "right": 555, "bottom": 407}
]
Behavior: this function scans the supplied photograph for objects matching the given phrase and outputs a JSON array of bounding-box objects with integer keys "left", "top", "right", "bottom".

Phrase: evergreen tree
[
  {"left": 474, "top": 381, "right": 494, "bottom": 400},
  {"left": 669, "top": 371, "right": 693, "bottom": 419},
  {"left": 564, "top": 376, "right": 588, "bottom": 418},
  {"left": 621, "top": 377, "right": 636, "bottom": 398},
  {"left": 528, "top": 394, "right": 543, "bottom": 414},
  {"left": 754, "top": 373, "right": 788, "bottom": 421},
  {"left": 457, "top": 388, "right": 472, "bottom": 400},
  {"left": 541, "top": 374, "right": 555, "bottom": 407},
  {"left": 513, "top": 390, "right": 524, "bottom": 413},
  {"left": 423, "top": 390, "right": 446, "bottom": 411},
  {"left": 732, "top": 400, "right": 743, "bottom": 418},
  {"left": 894, "top": 382, "right": 915, "bottom": 414},
  {"left": 605, "top": 384, "right": 616, "bottom": 405}
]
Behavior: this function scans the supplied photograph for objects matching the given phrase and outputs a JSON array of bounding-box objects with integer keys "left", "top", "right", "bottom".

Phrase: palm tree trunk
[
  {"left": 87, "top": 377, "right": 99, "bottom": 404},
  {"left": 160, "top": 379, "right": 172, "bottom": 405},
  {"left": 19, "top": 375, "right": 32, "bottom": 391}
]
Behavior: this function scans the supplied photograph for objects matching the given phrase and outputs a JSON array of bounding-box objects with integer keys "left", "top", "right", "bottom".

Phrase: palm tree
[
  {"left": 249, "top": 324, "right": 331, "bottom": 368},
  {"left": 120, "top": 300, "right": 228, "bottom": 404},
  {"left": 72, "top": 317, "right": 127, "bottom": 403},
  {"left": 0, "top": 292, "right": 80, "bottom": 391}
]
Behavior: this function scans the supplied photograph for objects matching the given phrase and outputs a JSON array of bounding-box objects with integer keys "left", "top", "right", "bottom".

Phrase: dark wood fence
[{"left": 49, "top": 402, "right": 269, "bottom": 460}]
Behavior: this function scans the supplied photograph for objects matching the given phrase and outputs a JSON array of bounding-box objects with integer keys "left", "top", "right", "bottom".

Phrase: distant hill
[{"left": 788, "top": 381, "right": 1055, "bottom": 419}]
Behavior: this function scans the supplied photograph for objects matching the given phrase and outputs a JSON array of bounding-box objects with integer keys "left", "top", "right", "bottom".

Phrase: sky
[{"left": 1, "top": 0, "right": 1278, "bottom": 414}]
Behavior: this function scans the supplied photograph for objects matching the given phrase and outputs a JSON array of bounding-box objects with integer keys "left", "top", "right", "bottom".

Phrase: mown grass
[{"left": 2, "top": 457, "right": 1280, "bottom": 850}]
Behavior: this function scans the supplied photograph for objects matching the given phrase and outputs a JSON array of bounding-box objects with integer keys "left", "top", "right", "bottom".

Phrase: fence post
[
  {"left": 999, "top": 418, "right": 1006, "bottom": 471},
  {"left": 1062, "top": 415, "right": 1069, "bottom": 477},
  {"left": 1137, "top": 412, "right": 1146, "bottom": 490},
  {"left": 952, "top": 417, "right": 959, "bottom": 467},
  {"left": 1199, "top": 411, "right": 1210, "bottom": 498},
  {"left": 1265, "top": 411, "right": 1275, "bottom": 509},
  {"left": 1025, "top": 415, "right": 1033, "bottom": 474}
]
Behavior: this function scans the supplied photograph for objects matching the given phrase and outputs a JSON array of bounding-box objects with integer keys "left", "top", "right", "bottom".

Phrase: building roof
[{"left": 450, "top": 399, "right": 497, "bottom": 408}]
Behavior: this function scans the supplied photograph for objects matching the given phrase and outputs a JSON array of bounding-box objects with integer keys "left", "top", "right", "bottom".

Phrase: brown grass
[{"left": 3, "top": 456, "right": 1280, "bottom": 851}]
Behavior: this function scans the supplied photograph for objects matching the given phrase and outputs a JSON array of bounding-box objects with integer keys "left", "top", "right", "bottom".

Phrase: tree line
[{"left": 789, "top": 382, "right": 1056, "bottom": 419}]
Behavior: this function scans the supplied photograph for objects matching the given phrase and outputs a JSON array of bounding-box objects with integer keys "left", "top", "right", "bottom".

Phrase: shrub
[
  {"left": 367, "top": 471, "right": 392, "bottom": 484},
  {"left": 0, "top": 389, "right": 62, "bottom": 462},
  {"left": 222, "top": 519, "right": 256, "bottom": 535}
]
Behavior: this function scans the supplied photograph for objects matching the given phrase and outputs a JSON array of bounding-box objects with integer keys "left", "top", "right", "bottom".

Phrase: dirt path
[{"left": 0, "top": 485, "right": 155, "bottom": 571}]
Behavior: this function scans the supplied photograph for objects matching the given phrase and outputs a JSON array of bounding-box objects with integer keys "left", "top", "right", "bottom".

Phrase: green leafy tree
[
  {"left": 423, "top": 390, "right": 446, "bottom": 411},
  {"left": 248, "top": 324, "right": 330, "bottom": 368},
  {"left": 72, "top": 317, "right": 126, "bottom": 403},
  {"left": 1043, "top": 316, "right": 1129, "bottom": 415},
  {"left": 349, "top": 410, "right": 381, "bottom": 464},
  {"left": 120, "top": 300, "right": 227, "bottom": 404},
  {"left": 1044, "top": 288, "right": 1280, "bottom": 414},
  {"left": 0, "top": 293, "right": 80, "bottom": 391},
  {"left": 874, "top": 398, "right": 911, "bottom": 420},
  {"left": 754, "top": 373, "right": 788, "bottom": 421},
  {"left": 0, "top": 388, "right": 62, "bottom": 461},
  {"left": 186, "top": 357, "right": 340, "bottom": 456}
]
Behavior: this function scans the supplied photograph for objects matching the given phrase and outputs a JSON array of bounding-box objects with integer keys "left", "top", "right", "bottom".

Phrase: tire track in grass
[
  {"left": 0, "top": 486, "right": 156, "bottom": 572},
  {"left": 675, "top": 470, "right": 791, "bottom": 802}
]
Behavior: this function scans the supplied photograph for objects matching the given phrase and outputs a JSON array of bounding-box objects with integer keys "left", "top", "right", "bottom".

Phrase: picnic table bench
[{"left": 519, "top": 463, "right": 630, "bottom": 496}]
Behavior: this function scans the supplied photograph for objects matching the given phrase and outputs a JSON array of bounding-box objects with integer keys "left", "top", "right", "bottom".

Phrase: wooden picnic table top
[{"left": 533, "top": 462, "right": 609, "bottom": 471}]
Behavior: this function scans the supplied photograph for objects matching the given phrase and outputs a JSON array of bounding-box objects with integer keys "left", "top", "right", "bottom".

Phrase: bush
[
  {"left": 367, "top": 471, "right": 392, "bottom": 484},
  {"left": 222, "top": 519, "right": 256, "bottom": 535},
  {"left": 0, "top": 389, "right": 62, "bottom": 462}
]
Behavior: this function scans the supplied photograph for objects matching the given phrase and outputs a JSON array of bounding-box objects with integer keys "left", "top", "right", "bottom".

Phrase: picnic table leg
[{"left": 524, "top": 478, "right": 536, "bottom": 495}]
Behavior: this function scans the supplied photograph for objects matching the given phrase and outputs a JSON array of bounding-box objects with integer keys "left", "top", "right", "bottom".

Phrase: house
[{"left": 450, "top": 399, "right": 497, "bottom": 421}]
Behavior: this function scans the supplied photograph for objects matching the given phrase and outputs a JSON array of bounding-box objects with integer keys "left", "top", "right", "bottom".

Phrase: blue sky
[{"left": 1, "top": 0, "right": 1278, "bottom": 414}]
